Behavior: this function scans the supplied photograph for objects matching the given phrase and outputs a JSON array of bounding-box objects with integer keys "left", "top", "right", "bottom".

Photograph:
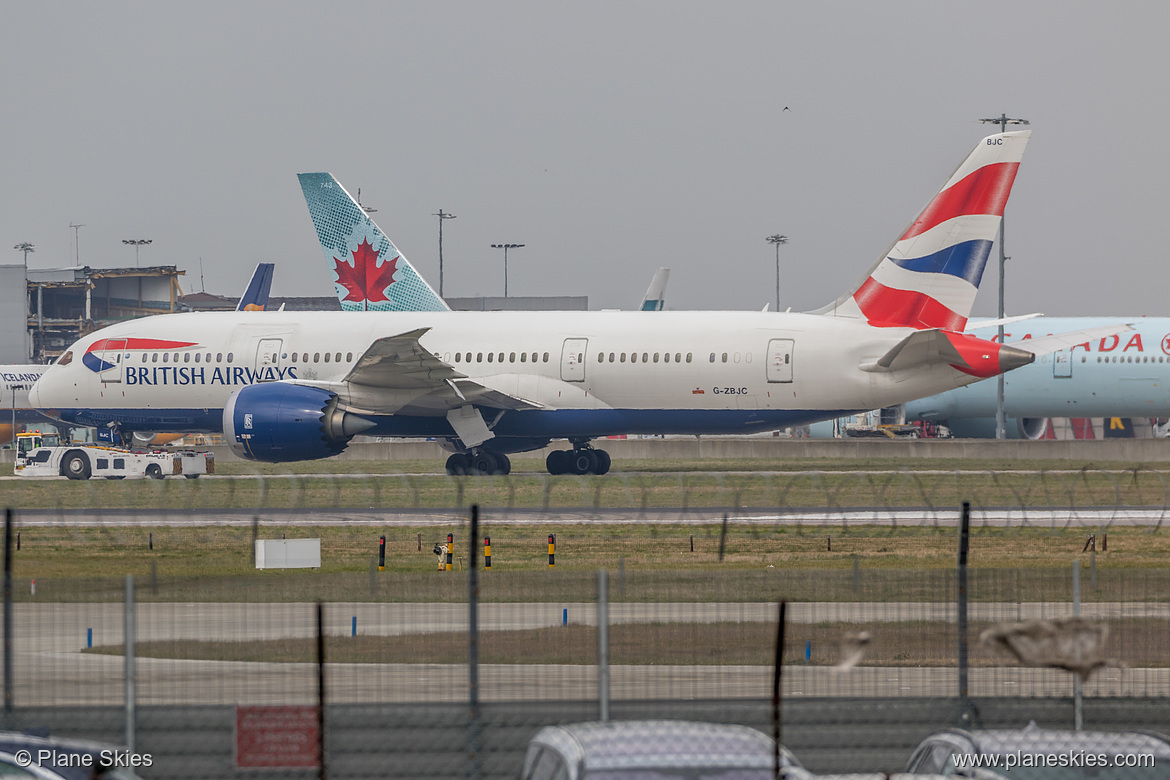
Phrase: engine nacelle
[
  {"left": 223, "top": 382, "right": 375, "bottom": 462},
  {"left": 943, "top": 416, "right": 1049, "bottom": 440}
]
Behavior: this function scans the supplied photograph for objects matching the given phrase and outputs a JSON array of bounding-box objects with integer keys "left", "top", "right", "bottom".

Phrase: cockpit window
[{"left": 57, "top": 351, "right": 73, "bottom": 366}]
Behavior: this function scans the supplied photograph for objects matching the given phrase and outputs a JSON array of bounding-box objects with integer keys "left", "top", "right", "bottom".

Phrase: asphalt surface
[{"left": 13, "top": 601, "right": 1164, "bottom": 706}]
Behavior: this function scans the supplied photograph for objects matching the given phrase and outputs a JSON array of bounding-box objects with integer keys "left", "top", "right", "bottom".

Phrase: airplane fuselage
[
  {"left": 33, "top": 309, "right": 986, "bottom": 441},
  {"left": 906, "top": 317, "right": 1170, "bottom": 421}
]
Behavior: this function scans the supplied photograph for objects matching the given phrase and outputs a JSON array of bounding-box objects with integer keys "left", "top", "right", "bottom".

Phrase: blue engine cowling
[{"left": 223, "top": 382, "right": 374, "bottom": 462}]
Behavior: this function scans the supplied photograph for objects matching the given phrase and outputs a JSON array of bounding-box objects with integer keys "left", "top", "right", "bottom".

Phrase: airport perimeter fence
[
  {"left": 1, "top": 544, "right": 1167, "bottom": 777},
  {"left": 10, "top": 466, "right": 1170, "bottom": 529}
]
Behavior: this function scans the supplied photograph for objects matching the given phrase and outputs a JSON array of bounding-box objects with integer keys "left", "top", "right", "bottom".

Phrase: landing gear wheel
[
  {"left": 145, "top": 463, "right": 164, "bottom": 480},
  {"left": 445, "top": 453, "right": 471, "bottom": 476},
  {"left": 471, "top": 452, "right": 499, "bottom": 476},
  {"left": 546, "top": 450, "right": 569, "bottom": 476},
  {"left": 593, "top": 449, "right": 611, "bottom": 475},
  {"left": 570, "top": 449, "right": 598, "bottom": 475},
  {"left": 494, "top": 453, "right": 512, "bottom": 476},
  {"left": 61, "top": 450, "right": 91, "bottom": 481}
]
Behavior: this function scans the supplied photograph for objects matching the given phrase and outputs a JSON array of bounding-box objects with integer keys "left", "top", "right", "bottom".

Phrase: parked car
[
  {"left": 519, "top": 719, "right": 802, "bottom": 780},
  {"left": 0, "top": 734, "right": 147, "bottom": 780},
  {"left": 905, "top": 724, "right": 1170, "bottom": 778}
]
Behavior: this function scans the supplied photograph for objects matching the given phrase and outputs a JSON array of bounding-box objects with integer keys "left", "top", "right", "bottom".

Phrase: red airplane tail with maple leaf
[{"left": 298, "top": 173, "right": 449, "bottom": 312}]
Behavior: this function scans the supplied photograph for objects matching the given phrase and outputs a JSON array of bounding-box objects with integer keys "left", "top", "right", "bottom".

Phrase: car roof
[
  {"left": 530, "top": 720, "right": 800, "bottom": 771},
  {"left": 921, "top": 726, "right": 1170, "bottom": 758},
  {"left": 0, "top": 733, "right": 132, "bottom": 780}
]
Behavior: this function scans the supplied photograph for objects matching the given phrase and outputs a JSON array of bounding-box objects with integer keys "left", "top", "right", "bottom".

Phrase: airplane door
[
  {"left": 1053, "top": 350, "right": 1072, "bottom": 378},
  {"left": 766, "top": 339, "right": 794, "bottom": 382},
  {"left": 100, "top": 339, "right": 126, "bottom": 383},
  {"left": 254, "top": 338, "right": 284, "bottom": 381},
  {"left": 560, "top": 338, "right": 588, "bottom": 382}
]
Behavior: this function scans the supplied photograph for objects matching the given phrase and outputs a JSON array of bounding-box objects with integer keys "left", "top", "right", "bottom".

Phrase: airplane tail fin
[
  {"left": 236, "top": 262, "right": 274, "bottom": 311},
  {"left": 820, "top": 130, "right": 1031, "bottom": 331},
  {"left": 298, "top": 173, "right": 449, "bottom": 312},
  {"left": 640, "top": 267, "right": 670, "bottom": 311}
]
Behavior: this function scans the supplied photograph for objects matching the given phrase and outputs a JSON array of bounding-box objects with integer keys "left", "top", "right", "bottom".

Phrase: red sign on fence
[{"left": 235, "top": 705, "right": 319, "bottom": 768}]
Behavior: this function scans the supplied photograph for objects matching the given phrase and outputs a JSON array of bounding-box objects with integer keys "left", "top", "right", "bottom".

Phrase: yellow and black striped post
[
  {"left": 446, "top": 533, "right": 454, "bottom": 571},
  {"left": 484, "top": 536, "right": 492, "bottom": 570},
  {"left": 378, "top": 535, "right": 385, "bottom": 571},
  {"left": 548, "top": 534, "right": 555, "bottom": 568}
]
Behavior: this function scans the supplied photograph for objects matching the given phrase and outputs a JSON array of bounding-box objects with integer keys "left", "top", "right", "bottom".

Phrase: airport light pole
[
  {"left": 69, "top": 223, "right": 85, "bottom": 265},
  {"left": 122, "top": 239, "right": 153, "bottom": 267},
  {"left": 490, "top": 243, "right": 524, "bottom": 298},
  {"left": 765, "top": 234, "right": 788, "bottom": 312},
  {"left": 13, "top": 243, "right": 35, "bottom": 265},
  {"left": 435, "top": 210, "right": 456, "bottom": 298},
  {"left": 978, "top": 114, "right": 1030, "bottom": 440}
]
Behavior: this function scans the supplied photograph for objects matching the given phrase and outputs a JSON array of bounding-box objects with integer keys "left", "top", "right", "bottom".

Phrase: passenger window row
[
  {"left": 452, "top": 352, "right": 551, "bottom": 364},
  {"left": 598, "top": 352, "right": 693, "bottom": 364}
]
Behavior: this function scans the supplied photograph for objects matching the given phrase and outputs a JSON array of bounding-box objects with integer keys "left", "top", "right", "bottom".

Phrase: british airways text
[{"left": 125, "top": 366, "right": 298, "bottom": 386}]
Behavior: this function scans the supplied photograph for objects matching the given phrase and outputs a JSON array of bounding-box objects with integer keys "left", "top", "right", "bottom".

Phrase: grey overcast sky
[{"left": 2, "top": 1, "right": 1165, "bottom": 316}]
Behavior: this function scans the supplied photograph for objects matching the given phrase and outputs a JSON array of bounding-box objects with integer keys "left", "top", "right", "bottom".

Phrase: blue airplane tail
[
  {"left": 236, "top": 263, "right": 275, "bottom": 311},
  {"left": 298, "top": 173, "right": 449, "bottom": 312}
]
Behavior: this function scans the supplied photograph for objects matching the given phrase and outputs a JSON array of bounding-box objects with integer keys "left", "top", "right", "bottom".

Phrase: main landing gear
[
  {"left": 546, "top": 443, "right": 611, "bottom": 476},
  {"left": 445, "top": 450, "right": 512, "bottom": 476}
]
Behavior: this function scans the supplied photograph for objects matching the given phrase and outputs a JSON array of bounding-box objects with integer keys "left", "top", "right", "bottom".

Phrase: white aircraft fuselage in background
[{"left": 905, "top": 316, "right": 1170, "bottom": 437}]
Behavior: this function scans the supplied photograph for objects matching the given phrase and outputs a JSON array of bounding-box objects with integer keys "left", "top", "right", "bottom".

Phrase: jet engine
[
  {"left": 942, "top": 416, "right": 1049, "bottom": 440},
  {"left": 223, "top": 382, "right": 375, "bottom": 462}
]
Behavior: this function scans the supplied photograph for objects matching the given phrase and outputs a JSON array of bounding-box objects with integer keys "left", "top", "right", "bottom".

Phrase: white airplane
[
  {"left": 904, "top": 316, "right": 1168, "bottom": 438},
  {"left": 34, "top": 130, "right": 1095, "bottom": 475}
]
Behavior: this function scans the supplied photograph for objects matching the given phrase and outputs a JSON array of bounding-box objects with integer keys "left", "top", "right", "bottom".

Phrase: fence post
[
  {"left": 598, "top": 569, "right": 609, "bottom": 723},
  {"left": 316, "top": 602, "right": 326, "bottom": 780},
  {"left": 957, "top": 502, "right": 970, "bottom": 725},
  {"left": 3, "top": 508, "right": 12, "bottom": 725},
  {"left": 124, "top": 575, "right": 136, "bottom": 754},
  {"left": 468, "top": 505, "right": 482, "bottom": 780},
  {"left": 718, "top": 514, "right": 728, "bottom": 562},
  {"left": 1073, "top": 560, "right": 1083, "bottom": 731},
  {"left": 772, "top": 600, "right": 787, "bottom": 776}
]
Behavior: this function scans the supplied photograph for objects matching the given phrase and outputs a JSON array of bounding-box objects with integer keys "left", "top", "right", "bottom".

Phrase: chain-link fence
[
  {"left": 3, "top": 516, "right": 1167, "bottom": 778},
  {"left": 8, "top": 467, "right": 1170, "bottom": 526}
]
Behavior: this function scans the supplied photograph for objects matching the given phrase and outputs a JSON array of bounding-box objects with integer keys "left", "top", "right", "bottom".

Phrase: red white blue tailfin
[{"left": 821, "top": 130, "right": 1030, "bottom": 331}]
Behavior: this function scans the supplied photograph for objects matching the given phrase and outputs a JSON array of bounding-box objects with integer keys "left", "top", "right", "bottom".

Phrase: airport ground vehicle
[
  {"left": 519, "top": 719, "right": 802, "bottom": 779},
  {"left": 14, "top": 432, "right": 213, "bottom": 480},
  {"left": 905, "top": 725, "right": 1170, "bottom": 778}
]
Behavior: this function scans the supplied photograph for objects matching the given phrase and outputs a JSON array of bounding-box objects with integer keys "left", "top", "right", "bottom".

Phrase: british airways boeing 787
[{"left": 33, "top": 131, "right": 1091, "bottom": 475}]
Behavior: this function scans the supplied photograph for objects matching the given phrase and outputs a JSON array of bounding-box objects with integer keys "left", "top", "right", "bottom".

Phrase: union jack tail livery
[
  {"left": 824, "top": 131, "right": 1030, "bottom": 331},
  {"left": 298, "top": 173, "right": 449, "bottom": 313}
]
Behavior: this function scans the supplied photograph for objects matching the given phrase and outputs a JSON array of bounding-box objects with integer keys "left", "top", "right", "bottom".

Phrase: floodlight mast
[
  {"left": 122, "top": 239, "right": 153, "bottom": 267},
  {"left": 435, "top": 210, "right": 456, "bottom": 298},
  {"left": 977, "top": 114, "right": 1030, "bottom": 440},
  {"left": 490, "top": 243, "right": 525, "bottom": 298},
  {"left": 765, "top": 234, "right": 788, "bottom": 312}
]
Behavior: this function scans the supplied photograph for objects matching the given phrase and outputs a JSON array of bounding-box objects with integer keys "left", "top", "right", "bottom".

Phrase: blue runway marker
[
  {"left": 87, "top": 628, "right": 92, "bottom": 649},
  {"left": 352, "top": 616, "right": 357, "bottom": 637}
]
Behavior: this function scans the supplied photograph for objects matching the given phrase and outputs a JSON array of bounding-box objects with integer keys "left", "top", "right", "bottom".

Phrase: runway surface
[
  {"left": 9, "top": 506, "right": 1170, "bottom": 527},
  {"left": 13, "top": 601, "right": 1165, "bottom": 706}
]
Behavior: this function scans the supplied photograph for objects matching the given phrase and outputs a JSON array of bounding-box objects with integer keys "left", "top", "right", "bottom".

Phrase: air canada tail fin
[
  {"left": 236, "top": 262, "right": 274, "bottom": 311},
  {"left": 298, "top": 173, "right": 449, "bottom": 312},
  {"left": 640, "top": 267, "right": 670, "bottom": 311},
  {"left": 821, "top": 130, "right": 1031, "bottom": 331}
]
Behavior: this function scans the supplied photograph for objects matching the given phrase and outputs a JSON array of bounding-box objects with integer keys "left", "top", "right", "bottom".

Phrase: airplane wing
[
  {"left": 1007, "top": 323, "right": 1132, "bottom": 356},
  {"left": 298, "top": 328, "right": 543, "bottom": 416}
]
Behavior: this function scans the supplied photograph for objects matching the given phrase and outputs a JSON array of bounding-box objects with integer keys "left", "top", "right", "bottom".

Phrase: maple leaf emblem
[{"left": 333, "top": 238, "right": 398, "bottom": 304}]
